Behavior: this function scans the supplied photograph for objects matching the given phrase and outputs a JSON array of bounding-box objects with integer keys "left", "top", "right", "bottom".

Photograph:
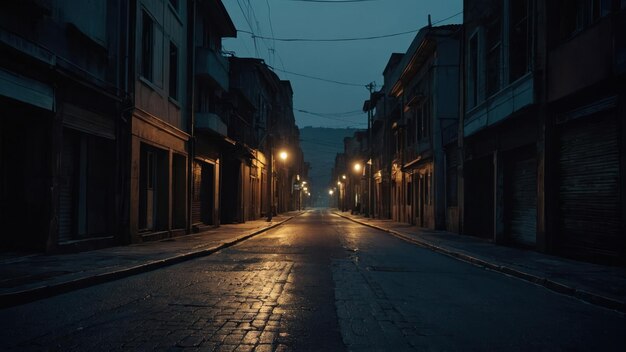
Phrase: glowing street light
[
  {"left": 329, "top": 190, "right": 334, "bottom": 195},
  {"left": 342, "top": 175, "right": 346, "bottom": 180},
  {"left": 279, "top": 150, "right": 288, "bottom": 161},
  {"left": 354, "top": 162, "right": 362, "bottom": 172},
  {"left": 337, "top": 181, "right": 341, "bottom": 186}
]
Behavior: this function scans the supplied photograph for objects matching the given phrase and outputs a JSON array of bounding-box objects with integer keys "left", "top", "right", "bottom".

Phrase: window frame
[
  {"left": 169, "top": 41, "right": 179, "bottom": 101},
  {"left": 141, "top": 10, "right": 154, "bottom": 82}
]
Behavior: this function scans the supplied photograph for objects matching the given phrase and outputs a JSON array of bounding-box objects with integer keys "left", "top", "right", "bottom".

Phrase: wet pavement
[
  {"left": 0, "top": 209, "right": 624, "bottom": 351},
  {"left": 335, "top": 211, "right": 626, "bottom": 313},
  {"left": 0, "top": 213, "right": 298, "bottom": 306}
]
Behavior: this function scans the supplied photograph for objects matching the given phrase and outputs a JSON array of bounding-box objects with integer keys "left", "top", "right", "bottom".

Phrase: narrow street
[{"left": 1, "top": 210, "right": 624, "bottom": 351}]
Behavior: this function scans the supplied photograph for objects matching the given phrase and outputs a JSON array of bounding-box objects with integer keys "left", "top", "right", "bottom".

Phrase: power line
[
  {"left": 296, "top": 108, "right": 365, "bottom": 118},
  {"left": 236, "top": 11, "right": 462, "bottom": 42},
  {"left": 265, "top": 0, "right": 277, "bottom": 67},
  {"left": 288, "top": 0, "right": 379, "bottom": 2},
  {"left": 296, "top": 110, "right": 368, "bottom": 124},
  {"left": 235, "top": 0, "right": 259, "bottom": 56},
  {"left": 267, "top": 64, "right": 367, "bottom": 87}
]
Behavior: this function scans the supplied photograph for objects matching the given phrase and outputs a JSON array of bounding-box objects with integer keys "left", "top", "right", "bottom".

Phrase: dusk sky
[{"left": 222, "top": 0, "right": 463, "bottom": 129}]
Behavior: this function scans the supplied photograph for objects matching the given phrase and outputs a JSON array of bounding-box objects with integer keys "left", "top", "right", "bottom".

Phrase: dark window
[
  {"left": 407, "top": 115, "right": 415, "bottom": 146},
  {"left": 486, "top": 17, "right": 501, "bottom": 96},
  {"left": 169, "top": 42, "right": 178, "bottom": 100},
  {"left": 141, "top": 11, "right": 154, "bottom": 81},
  {"left": 558, "top": 0, "right": 612, "bottom": 41},
  {"left": 468, "top": 34, "right": 479, "bottom": 108},
  {"left": 510, "top": 0, "right": 530, "bottom": 82},
  {"left": 203, "top": 20, "right": 221, "bottom": 51}
]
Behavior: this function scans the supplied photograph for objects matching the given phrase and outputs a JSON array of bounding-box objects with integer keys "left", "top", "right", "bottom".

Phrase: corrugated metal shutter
[
  {"left": 191, "top": 161, "right": 202, "bottom": 225},
  {"left": 510, "top": 157, "right": 536, "bottom": 246},
  {"left": 58, "top": 133, "right": 75, "bottom": 243},
  {"left": 558, "top": 114, "right": 621, "bottom": 257},
  {"left": 446, "top": 145, "right": 458, "bottom": 207}
]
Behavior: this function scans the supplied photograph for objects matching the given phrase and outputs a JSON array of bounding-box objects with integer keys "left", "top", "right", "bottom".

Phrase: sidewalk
[
  {"left": 0, "top": 212, "right": 301, "bottom": 309},
  {"left": 334, "top": 211, "right": 626, "bottom": 314}
]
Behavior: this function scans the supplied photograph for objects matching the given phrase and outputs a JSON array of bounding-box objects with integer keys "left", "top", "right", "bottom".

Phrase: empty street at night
[
  {"left": 2, "top": 0, "right": 626, "bottom": 351},
  {"left": 1, "top": 210, "right": 624, "bottom": 351}
]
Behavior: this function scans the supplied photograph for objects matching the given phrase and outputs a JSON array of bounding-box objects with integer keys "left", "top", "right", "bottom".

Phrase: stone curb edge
[
  {"left": 0, "top": 214, "right": 300, "bottom": 309},
  {"left": 333, "top": 212, "right": 626, "bottom": 314}
]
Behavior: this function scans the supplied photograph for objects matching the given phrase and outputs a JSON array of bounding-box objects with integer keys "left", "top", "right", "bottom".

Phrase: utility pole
[{"left": 366, "top": 82, "right": 376, "bottom": 218}]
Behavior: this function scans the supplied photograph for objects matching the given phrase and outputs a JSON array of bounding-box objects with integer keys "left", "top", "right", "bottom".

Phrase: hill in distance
[{"left": 299, "top": 126, "right": 362, "bottom": 207}]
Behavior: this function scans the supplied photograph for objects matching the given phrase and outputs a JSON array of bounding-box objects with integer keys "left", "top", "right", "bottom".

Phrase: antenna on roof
[{"left": 428, "top": 14, "right": 432, "bottom": 27}]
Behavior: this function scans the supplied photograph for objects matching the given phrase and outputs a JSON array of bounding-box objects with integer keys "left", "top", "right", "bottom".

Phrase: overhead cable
[
  {"left": 237, "top": 10, "right": 462, "bottom": 43},
  {"left": 266, "top": 64, "right": 367, "bottom": 87}
]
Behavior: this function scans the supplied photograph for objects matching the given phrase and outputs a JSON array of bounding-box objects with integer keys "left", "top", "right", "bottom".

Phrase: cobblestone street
[{"left": 1, "top": 210, "right": 624, "bottom": 351}]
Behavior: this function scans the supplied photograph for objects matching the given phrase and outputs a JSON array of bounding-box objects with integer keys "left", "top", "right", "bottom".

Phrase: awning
[{"left": 0, "top": 68, "right": 54, "bottom": 111}]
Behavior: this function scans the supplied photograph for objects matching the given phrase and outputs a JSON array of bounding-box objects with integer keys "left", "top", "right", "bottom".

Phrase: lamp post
[
  {"left": 278, "top": 150, "right": 288, "bottom": 214},
  {"left": 354, "top": 162, "right": 364, "bottom": 215}
]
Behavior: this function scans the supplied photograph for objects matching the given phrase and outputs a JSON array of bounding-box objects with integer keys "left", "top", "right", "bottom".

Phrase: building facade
[
  {"left": 390, "top": 25, "right": 460, "bottom": 231},
  {"left": 0, "top": 0, "right": 127, "bottom": 252}
]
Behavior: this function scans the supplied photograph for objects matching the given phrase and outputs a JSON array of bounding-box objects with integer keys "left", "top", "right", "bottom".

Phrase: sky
[{"left": 222, "top": 0, "right": 463, "bottom": 129}]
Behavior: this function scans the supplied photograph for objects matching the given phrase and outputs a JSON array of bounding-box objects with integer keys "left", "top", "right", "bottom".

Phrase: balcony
[
  {"left": 196, "top": 47, "right": 229, "bottom": 91},
  {"left": 195, "top": 112, "right": 227, "bottom": 136},
  {"left": 464, "top": 73, "right": 534, "bottom": 138}
]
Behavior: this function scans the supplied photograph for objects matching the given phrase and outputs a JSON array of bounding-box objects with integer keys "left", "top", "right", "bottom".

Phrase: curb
[
  {"left": 334, "top": 212, "right": 625, "bottom": 314},
  {"left": 0, "top": 214, "right": 299, "bottom": 309}
]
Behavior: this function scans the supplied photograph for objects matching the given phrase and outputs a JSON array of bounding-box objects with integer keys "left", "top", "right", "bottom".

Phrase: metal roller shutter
[
  {"left": 58, "top": 133, "right": 75, "bottom": 243},
  {"left": 510, "top": 157, "right": 537, "bottom": 246},
  {"left": 558, "top": 114, "right": 621, "bottom": 257}
]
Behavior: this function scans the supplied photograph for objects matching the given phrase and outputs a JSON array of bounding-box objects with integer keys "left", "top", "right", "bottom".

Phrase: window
[
  {"left": 510, "top": 0, "right": 530, "bottom": 82},
  {"left": 203, "top": 20, "right": 221, "bottom": 51},
  {"left": 559, "top": 0, "right": 613, "bottom": 41},
  {"left": 169, "top": 41, "right": 178, "bottom": 100},
  {"left": 407, "top": 114, "right": 415, "bottom": 146},
  {"left": 141, "top": 11, "right": 154, "bottom": 81},
  {"left": 468, "top": 33, "right": 479, "bottom": 108},
  {"left": 418, "top": 102, "right": 431, "bottom": 141},
  {"left": 486, "top": 17, "right": 502, "bottom": 96}
]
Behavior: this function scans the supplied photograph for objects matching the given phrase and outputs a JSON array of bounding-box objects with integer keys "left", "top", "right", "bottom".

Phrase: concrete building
[
  {"left": 543, "top": 0, "right": 626, "bottom": 264},
  {"left": 191, "top": 0, "right": 236, "bottom": 230},
  {"left": 459, "top": 0, "right": 544, "bottom": 247},
  {"left": 0, "top": 0, "right": 128, "bottom": 252},
  {"left": 126, "top": 0, "right": 191, "bottom": 242},
  {"left": 390, "top": 25, "right": 460, "bottom": 231}
]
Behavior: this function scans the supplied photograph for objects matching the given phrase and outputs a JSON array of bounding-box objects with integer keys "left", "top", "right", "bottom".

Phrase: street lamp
[
  {"left": 276, "top": 150, "right": 289, "bottom": 216},
  {"left": 354, "top": 163, "right": 362, "bottom": 173},
  {"left": 342, "top": 175, "right": 346, "bottom": 180},
  {"left": 328, "top": 189, "right": 334, "bottom": 195}
]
